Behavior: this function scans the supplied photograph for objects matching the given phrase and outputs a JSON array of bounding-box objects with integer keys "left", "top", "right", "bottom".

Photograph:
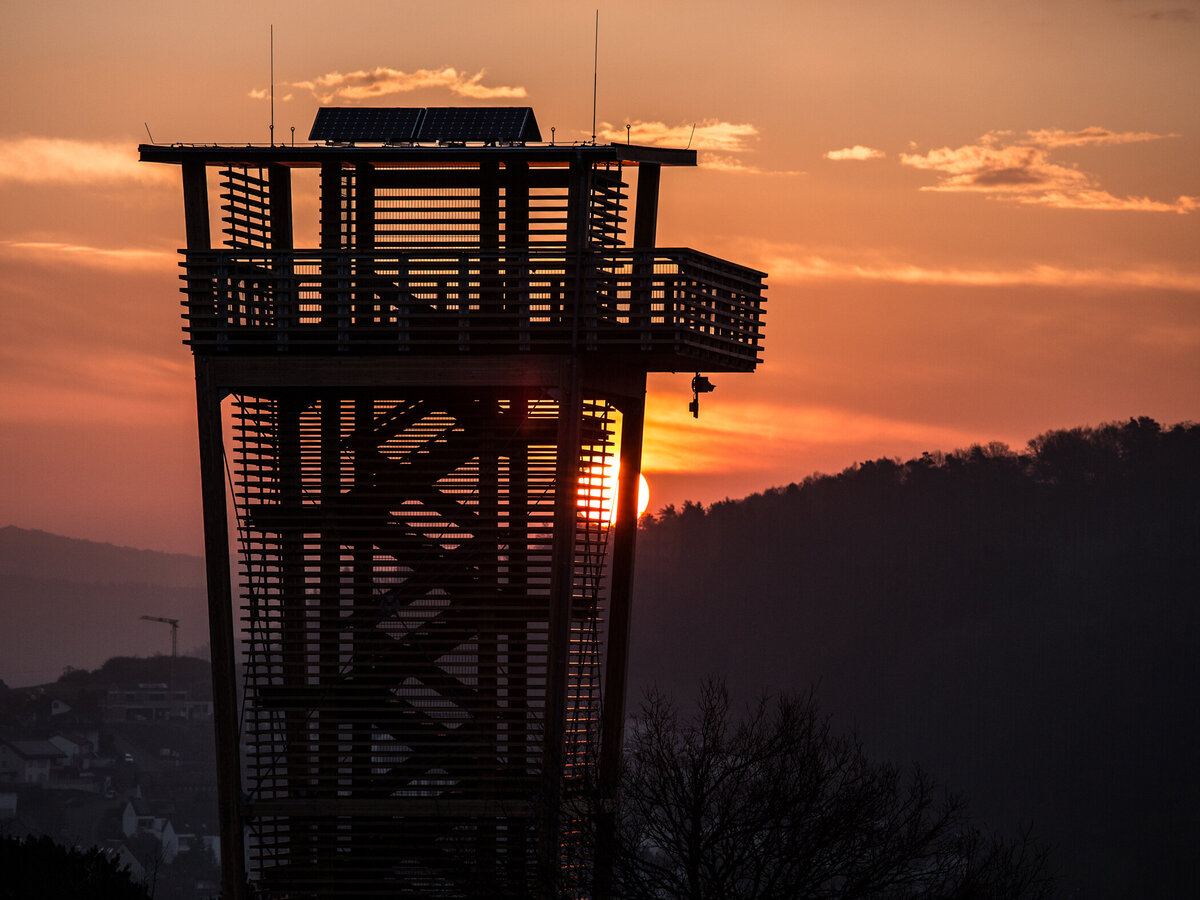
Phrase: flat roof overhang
[{"left": 138, "top": 142, "right": 697, "bottom": 168}]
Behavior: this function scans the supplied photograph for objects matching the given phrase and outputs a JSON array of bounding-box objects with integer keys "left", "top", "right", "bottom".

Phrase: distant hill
[
  {"left": 0, "top": 526, "right": 205, "bottom": 588},
  {"left": 0, "top": 527, "right": 207, "bottom": 687},
  {"left": 630, "top": 417, "right": 1200, "bottom": 900}
]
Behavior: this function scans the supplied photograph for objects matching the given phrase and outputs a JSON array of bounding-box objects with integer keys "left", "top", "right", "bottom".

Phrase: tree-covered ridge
[
  {"left": 645, "top": 416, "right": 1199, "bottom": 529},
  {"left": 629, "top": 418, "right": 1200, "bottom": 900}
]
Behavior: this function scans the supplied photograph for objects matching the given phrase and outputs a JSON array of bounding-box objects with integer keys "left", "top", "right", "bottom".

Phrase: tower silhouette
[{"left": 143, "top": 106, "right": 765, "bottom": 899}]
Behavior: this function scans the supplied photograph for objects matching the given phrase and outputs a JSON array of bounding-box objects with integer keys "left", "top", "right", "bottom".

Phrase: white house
[{"left": 0, "top": 740, "right": 63, "bottom": 784}]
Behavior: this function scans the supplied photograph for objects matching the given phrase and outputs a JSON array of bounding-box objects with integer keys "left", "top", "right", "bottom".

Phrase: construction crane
[{"left": 140, "top": 615, "right": 179, "bottom": 692}]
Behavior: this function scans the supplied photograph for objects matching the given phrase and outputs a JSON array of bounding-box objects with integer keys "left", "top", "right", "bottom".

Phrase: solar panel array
[
  {"left": 308, "top": 107, "right": 423, "bottom": 143},
  {"left": 416, "top": 107, "right": 539, "bottom": 143},
  {"left": 309, "top": 107, "right": 541, "bottom": 144}
]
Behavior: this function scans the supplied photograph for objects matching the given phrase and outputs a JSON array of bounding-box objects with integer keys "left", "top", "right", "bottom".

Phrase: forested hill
[
  {"left": 0, "top": 528, "right": 206, "bottom": 688},
  {"left": 629, "top": 417, "right": 1200, "bottom": 900}
]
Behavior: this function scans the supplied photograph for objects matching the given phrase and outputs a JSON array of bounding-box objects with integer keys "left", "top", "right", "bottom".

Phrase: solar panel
[
  {"left": 415, "top": 107, "right": 541, "bottom": 143},
  {"left": 308, "top": 107, "right": 423, "bottom": 143}
]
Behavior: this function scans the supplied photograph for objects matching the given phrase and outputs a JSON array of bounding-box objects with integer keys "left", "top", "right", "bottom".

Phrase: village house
[{"left": 0, "top": 739, "right": 63, "bottom": 784}]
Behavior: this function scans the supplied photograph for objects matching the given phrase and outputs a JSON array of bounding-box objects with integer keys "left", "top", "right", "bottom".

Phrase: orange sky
[{"left": 2, "top": 0, "right": 1198, "bottom": 554}]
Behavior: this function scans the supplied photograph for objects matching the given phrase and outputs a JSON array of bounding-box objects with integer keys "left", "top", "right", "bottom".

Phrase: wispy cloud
[
  {"left": 247, "top": 88, "right": 293, "bottom": 102},
  {"left": 744, "top": 243, "right": 1200, "bottom": 292},
  {"left": 596, "top": 119, "right": 796, "bottom": 176},
  {"left": 1021, "top": 127, "right": 1173, "bottom": 148},
  {"left": 0, "top": 347, "right": 192, "bottom": 426},
  {"left": 289, "top": 66, "right": 526, "bottom": 104},
  {"left": 698, "top": 153, "right": 803, "bottom": 176},
  {"left": 825, "top": 145, "right": 885, "bottom": 161},
  {"left": 597, "top": 119, "right": 758, "bottom": 153},
  {"left": 0, "top": 240, "right": 175, "bottom": 270},
  {"left": 900, "top": 127, "right": 1196, "bottom": 213},
  {"left": 0, "top": 138, "right": 173, "bottom": 186}
]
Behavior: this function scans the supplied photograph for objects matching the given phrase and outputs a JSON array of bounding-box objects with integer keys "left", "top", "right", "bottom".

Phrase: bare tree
[{"left": 611, "top": 679, "right": 1054, "bottom": 900}]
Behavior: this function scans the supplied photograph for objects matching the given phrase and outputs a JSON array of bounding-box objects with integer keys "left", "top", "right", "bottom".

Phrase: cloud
[
  {"left": 1022, "top": 127, "right": 1174, "bottom": 148},
  {"left": 0, "top": 240, "right": 175, "bottom": 270},
  {"left": 596, "top": 119, "right": 758, "bottom": 153},
  {"left": 698, "top": 153, "right": 803, "bottom": 176},
  {"left": 900, "top": 127, "right": 1195, "bottom": 212},
  {"left": 595, "top": 119, "right": 797, "bottom": 175},
  {"left": 746, "top": 244, "right": 1200, "bottom": 292},
  {"left": 1015, "top": 190, "right": 1200, "bottom": 213},
  {"left": 0, "top": 138, "right": 174, "bottom": 186},
  {"left": 825, "top": 145, "right": 885, "bottom": 161},
  {"left": 290, "top": 67, "right": 526, "bottom": 104},
  {"left": 0, "top": 347, "right": 192, "bottom": 426}
]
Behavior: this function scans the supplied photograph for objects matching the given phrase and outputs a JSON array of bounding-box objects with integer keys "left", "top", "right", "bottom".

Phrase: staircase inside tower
[{"left": 230, "top": 390, "right": 615, "bottom": 897}]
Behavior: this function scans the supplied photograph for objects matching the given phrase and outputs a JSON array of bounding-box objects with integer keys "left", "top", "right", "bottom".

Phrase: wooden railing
[{"left": 179, "top": 248, "right": 766, "bottom": 371}]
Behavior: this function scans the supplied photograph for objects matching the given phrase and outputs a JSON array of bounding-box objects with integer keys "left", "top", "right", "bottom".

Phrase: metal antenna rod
[
  {"left": 270, "top": 25, "right": 275, "bottom": 146},
  {"left": 591, "top": 9, "right": 599, "bottom": 143}
]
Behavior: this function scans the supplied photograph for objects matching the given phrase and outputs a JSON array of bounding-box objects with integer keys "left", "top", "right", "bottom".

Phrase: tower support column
[{"left": 195, "top": 360, "right": 249, "bottom": 900}]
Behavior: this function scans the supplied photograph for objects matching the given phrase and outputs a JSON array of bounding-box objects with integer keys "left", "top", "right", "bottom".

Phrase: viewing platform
[{"left": 179, "top": 246, "right": 764, "bottom": 372}]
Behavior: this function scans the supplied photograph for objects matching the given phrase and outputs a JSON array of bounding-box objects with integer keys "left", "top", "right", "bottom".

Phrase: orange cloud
[
  {"left": 697, "top": 153, "right": 802, "bottom": 176},
  {"left": 0, "top": 241, "right": 175, "bottom": 270},
  {"left": 1022, "top": 126, "right": 1174, "bottom": 148},
  {"left": 825, "top": 145, "right": 885, "bottom": 161},
  {"left": 0, "top": 138, "right": 174, "bottom": 186},
  {"left": 290, "top": 67, "right": 527, "bottom": 104},
  {"left": 596, "top": 119, "right": 758, "bottom": 152},
  {"left": 901, "top": 127, "right": 1194, "bottom": 212},
  {"left": 900, "top": 142, "right": 1089, "bottom": 192},
  {"left": 748, "top": 244, "right": 1200, "bottom": 292},
  {"left": 0, "top": 345, "right": 191, "bottom": 426},
  {"left": 596, "top": 119, "right": 796, "bottom": 175}
]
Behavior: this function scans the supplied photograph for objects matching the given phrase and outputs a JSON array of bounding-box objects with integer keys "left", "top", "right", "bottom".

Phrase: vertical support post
[
  {"left": 194, "top": 360, "right": 248, "bottom": 900},
  {"left": 632, "top": 164, "right": 660, "bottom": 250},
  {"left": 505, "top": 161, "right": 532, "bottom": 347},
  {"left": 268, "top": 163, "right": 293, "bottom": 252},
  {"left": 349, "top": 397, "right": 375, "bottom": 864},
  {"left": 632, "top": 163, "right": 660, "bottom": 348},
  {"left": 507, "top": 393, "right": 532, "bottom": 890},
  {"left": 318, "top": 397, "right": 342, "bottom": 807},
  {"left": 269, "top": 164, "right": 294, "bottom": 348},
  {"left": 480, "top": 160, "right": 501, "bottom": 346},
  {"left": 566, "top": 153, "right": 592, "bottom": 352},
  {"left": 182, "top": 163, "right": 211, "bottom": 251},
  {"left": 594, "top": 381, "right": 647, "bottom": 899},
  {"left": 354, "top": 163, "right": 375, "bottom": 329},
  {"left": 477, "top": 402, "right": 501, "bottom": 883},
  {"left": 276, "top": 396, "right": 313, "bottom": 865},
  {"left": 542, "top": 361, "right": 584, "bottom": 896},
  {"left": 319, "top": 161, "right": 347, "bottom": 343}
]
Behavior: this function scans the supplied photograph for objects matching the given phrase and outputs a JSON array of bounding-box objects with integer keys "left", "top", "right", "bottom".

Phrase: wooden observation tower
[{"left": 143, "top": 106, "right": 765, "bottom": 899}]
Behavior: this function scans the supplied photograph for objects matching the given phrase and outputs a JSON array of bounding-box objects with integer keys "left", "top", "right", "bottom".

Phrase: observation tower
[{"left": 142, "top": 106, "right": 765, "bottom": 899}]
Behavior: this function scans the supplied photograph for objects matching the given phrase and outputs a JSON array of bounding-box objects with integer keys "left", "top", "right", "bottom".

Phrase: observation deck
[
  {"left": 177, "top": 246, "right": 763, "bottom": 371},
  {"left": 142, "top": 111, "right": 766, "bottom": 375}
]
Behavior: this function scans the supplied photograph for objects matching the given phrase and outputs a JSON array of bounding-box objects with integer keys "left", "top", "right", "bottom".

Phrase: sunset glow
[
  {"left": 580, "top": 461, "right": 651, "bottom": 525},
  {"left": 1, "top": 1, "right": 1197, "bottom": 552}
]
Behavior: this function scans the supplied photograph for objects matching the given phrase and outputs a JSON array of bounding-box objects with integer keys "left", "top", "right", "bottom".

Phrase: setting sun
[{"left": 579, "top": 460, "right": 650, "bottom": 524}]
